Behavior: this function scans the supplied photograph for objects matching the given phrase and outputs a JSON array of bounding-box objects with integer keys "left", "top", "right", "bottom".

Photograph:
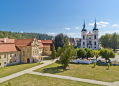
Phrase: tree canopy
[{"left": 0, "top": 30, "right": 54, "bottom": 40}]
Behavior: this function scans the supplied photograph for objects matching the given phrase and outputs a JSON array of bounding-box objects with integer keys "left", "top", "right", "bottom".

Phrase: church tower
[
  {"left": 81, "top": 20, "right": 87, "bottom": 49},
  {"left": 92, "top": 19, "right": 99, "bottom": 50}
]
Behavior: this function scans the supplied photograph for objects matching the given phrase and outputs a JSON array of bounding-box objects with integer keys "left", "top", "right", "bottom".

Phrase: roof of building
[
  {"left": 41, "top": 40, "right": 52, "bottom": 43},
  {"left": 0, "top": 44, "right": 20, "bottom": 53},
  {"left": 69, "top": 38, "right": 75, "bottom": 43},
  {"left": 93, "top": 19, "right": 98, "bottom": 31},
  {"left": 15, "top": 39, "right": 33, "bottom": 46},
  {"left": 0, "top": 38, "right": 15, "bottom": 44},
  {"left": 42, "top": 44, "right": 51, "bottom": 47}
]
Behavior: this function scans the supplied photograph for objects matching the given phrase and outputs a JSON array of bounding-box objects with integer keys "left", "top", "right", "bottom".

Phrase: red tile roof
[
  {"left": 43, "top": 44, "right": 51, "bottom": 47},
  {"left": 0, "top": 38, "right": 15, "bottom": 44},
  {"left": 15, "top": 39, "right": 33, "bottom": 46},
  {"left": 0, "top": 44, "right": 20, "bottom": 53},
  {"left": 41, "top": 40, "right": 52, "bottom": 43}
]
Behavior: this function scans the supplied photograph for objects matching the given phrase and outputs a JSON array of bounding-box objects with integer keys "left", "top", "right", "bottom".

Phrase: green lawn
[
  {"left": 35, "top": 62, "right": 119, "bottom": 82},
  {"left": 0, "top": 74, "right": 102, "bottom": 86},
  {"left": 0, "top": 63, "right": 41, "bottom": 78},
  {"left": 43, "top": 57, "right": 52, "bottom": 60}
]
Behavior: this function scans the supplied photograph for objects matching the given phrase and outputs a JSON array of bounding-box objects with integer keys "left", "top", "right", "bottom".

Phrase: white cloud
[
  {"left": 21, "top": 31, "right": 23, "bottom": 33},
  {"left": 47, "top": 32, "right": 56, "bottom": 35},
  {"left": 67, "top": 33, "right": 76, "bottom": 35},
  {"left": 76, "top": 27, "right": 79, "bottom": 29},
  {"left": 64, "top": 27, "right": 70, "bottom": 30},
  {"left": 112, "top": 24, "right": 119, "bottom": 27},
  {"left": 106, "top": 30, "right": 119, "bottom": 34},
  {"left": 89, "top": 21, "right": 109, "bottom": 28}
]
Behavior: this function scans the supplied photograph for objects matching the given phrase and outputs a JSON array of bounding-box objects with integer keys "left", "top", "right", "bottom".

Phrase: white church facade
[{"left": 81, "top": 19, "right": 99, "bottom": 50}]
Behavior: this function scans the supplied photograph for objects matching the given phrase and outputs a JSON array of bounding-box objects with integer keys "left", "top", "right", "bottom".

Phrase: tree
[
  {"left": 54, "top": 33, "right": 68, "bottom": 50},
  {"left": 60, "top": 38, "right": 77, "bottom": 68},
  {"left": 57, "top": 47, "right": 62, "bottom": 56},
  {"left": 107, "top": 63, "right": 110, "bottom": 69},
  {"left": 99, "top": 49, "right": 115, "bottom": 62},
  {"left": 111, "top": 33, "right": 119, "bottom": 50},
  {"left": 77, "top": 48, "right": 86, "bottom": 59},
  {"left": 51, "top": 44, "right": 56, "bottom": 59},
  {"left": 87, "top": 49, "right": 94, "bottom": 59},
  {"left": 93, "top": 50, "right": 100, "bottom": 60}
]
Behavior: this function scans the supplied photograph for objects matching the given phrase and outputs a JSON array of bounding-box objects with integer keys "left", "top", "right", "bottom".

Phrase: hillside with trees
[{"left": 0, "top": 30, "right": 54, "bottom": 40}]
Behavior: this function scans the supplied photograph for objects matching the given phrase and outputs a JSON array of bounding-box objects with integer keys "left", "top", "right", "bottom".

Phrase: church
[{"left": 81, "top": 19, "right": 99, "bottom": 50}]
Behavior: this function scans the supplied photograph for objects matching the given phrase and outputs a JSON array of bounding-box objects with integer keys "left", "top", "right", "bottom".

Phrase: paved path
[
  {"left": 0, "top": 59, "right": 119, "bottom": 86},
  {"left": 29, "top": 71, "right": 111, "bottom": 86},
  {"left": 0, "top": 60, "right": 56, "bottom": 84}
]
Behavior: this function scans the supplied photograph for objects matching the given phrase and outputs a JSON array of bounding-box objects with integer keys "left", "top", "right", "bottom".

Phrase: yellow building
[{"left": 0, "top": 37, "right": 53, "bottom": 67}]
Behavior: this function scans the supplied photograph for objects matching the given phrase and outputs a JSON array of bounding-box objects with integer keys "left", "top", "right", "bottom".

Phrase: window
[
  {"left": 83, "top": 42, "right": 85, "bottom": 45},
  {"left": 83, "top": 35, "right": 85, "bottom": 39},
  {"left": 4, "top": 62, "right": 6, "bottom": 64},
  {"left": 10, "top": 61, "right": 12, "bottom": 63},
  {"left": 23, "top": 51, "right": 25, "bottom": 56},
  {"left": 94, "top": 35, "right": 96, "bottom": 39},
  {"left": 0, "top": 56, "right": 1, "bottom": 59},
  {"left": 0, "top": 63, "right": 1, "bottom": 65},
  {"left": 14, "top": 54, "right": 16, "bottom": 57},
  {"left": 10, "top": 54, "right": 12, "bottom": 57},
  {"left": 4, "top": 55, "right": 6, "bottom": 58},
  {"left": 23, "top": 58, "right": 24, "bottom": 61},
  {"left": 95, "top": 47, "right": 96, "bottom": 48},
  {"left": 89, "top": 37, "right": 91, "bottom": 39},
  {"left": 94, "top": 42, "right": 96, "bottom": 45},
  {"left": 33, "top": 51, "right": 34, "bottom": 56},
  {"left": 14, "top": 60, "right": 16, "bottom": 62},
  {"left": 27, "top": 51, "right": 29, "bottom": 56}
]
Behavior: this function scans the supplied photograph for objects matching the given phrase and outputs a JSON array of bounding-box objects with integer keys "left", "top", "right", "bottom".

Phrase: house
[{"left": 0, "top": 37, "right": 53, "bottom": 67}]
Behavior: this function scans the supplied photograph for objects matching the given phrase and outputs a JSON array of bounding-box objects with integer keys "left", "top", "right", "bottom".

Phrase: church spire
[
  {"left": 83, "top": 20, "right": 85, "bottom": 29},
  {"left": 81, "top": 19, "right": 87, "bottom": 32},
  {"left": 94, "top": 18, "right": 96, "bottom": 28}
]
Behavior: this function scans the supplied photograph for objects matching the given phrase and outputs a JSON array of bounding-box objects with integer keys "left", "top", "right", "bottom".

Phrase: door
[{"left": 27, "top": 58, "right": 30, "bottom": 63}]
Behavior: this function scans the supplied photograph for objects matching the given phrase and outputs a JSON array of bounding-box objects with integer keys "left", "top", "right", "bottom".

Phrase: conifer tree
[{"left": 51, "top": 44, "right": 56, "bottom": 59}]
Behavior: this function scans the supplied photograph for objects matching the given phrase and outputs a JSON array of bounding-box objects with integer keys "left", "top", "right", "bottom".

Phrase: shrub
[
  {"left": 94, "top": 61, "right": 96, "bottom": 67},
  {"left": 107, "top": 63, "right": 110, "bottom": 69}
]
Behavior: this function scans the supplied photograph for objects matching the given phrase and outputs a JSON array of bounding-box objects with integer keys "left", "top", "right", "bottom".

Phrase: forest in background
[{"left": 0, "top": 30, "right": 54, "bottom": 40}]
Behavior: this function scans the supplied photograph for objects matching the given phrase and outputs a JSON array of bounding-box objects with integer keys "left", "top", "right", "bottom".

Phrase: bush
[
  {"left": 94, "top": 61, "right": 96, "bottom": 67},
  {"left": 107, "top": 63, "right": 110, "bottom": 69},
  {"left": 77, "top": 48, "right": 86, "bottom": 58}
]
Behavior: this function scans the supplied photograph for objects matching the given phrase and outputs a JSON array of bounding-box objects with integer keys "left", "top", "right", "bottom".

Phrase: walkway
[
  {"left": 0, "top": 60, "right": 56, "bottom": 84},
  {"left": 0, "top": 59, "right": 119, "bottom": 86},
  {"left": 29, "top": 71, "right": 111, "bottom": 86}
]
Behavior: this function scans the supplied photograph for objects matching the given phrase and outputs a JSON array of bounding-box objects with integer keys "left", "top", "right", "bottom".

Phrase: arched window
[
  {"left": 94, "top": 42, "right": 96, "bottom": 45},
  {"left": 33, "top": 51, "right": 34, "bottom": 56},
  {"left": 83, "top": 42, "right": 85, "bottom": 45},
  {"left": 83, "top": 35, "right": 85, "bottom": 39},
  {"left": 94, "top": 35, "right": 96, "bottom": 39}
]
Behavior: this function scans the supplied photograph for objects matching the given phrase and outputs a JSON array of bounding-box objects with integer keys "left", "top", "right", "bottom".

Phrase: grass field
[
  {"left": 0, "top": 74, "right": 103, "bottom": 86},
  {"left": 0, "top": 63, "right": 41, "bottom": 78},
  {"left": 35, "top": 62, "right": 119, "bottom": 82}
]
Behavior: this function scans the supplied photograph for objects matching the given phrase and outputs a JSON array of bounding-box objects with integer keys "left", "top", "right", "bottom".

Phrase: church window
[
  {"left": 23, "top": 51, "right": 25, "bottom": 56},
  {"left": 94, "top": 42, "right": 96, "bottom": 45},
  {"left": 94, "top": 35, "right": 96, "bottom": 39},
  {"left": 83, "top": 35, "right": 85, "bottom": 39},
  {"left": 83, "top": 42, "right": 85, "bottom": 45}
]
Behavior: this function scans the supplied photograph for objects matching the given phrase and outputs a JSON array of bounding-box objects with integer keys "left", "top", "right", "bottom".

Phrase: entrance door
[{"left": 27, "top": 58, "right": 30, "bottom": 63}]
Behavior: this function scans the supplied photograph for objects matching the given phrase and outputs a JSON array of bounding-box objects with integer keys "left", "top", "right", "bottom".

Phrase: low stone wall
[{"left": 70, "top": 59, "right": 96, "bottom": 64}]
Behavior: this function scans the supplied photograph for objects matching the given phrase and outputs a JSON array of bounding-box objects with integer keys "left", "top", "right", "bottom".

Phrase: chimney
[{"left": 4, "top": 38, "right": 6, "bottom": 43}]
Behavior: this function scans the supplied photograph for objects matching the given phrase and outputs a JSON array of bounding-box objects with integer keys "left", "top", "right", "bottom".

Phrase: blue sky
[{"left": 0, "top": 0, "right": 119, "bottom": 38}]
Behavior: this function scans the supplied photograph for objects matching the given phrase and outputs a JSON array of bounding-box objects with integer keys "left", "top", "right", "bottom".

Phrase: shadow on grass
[{"left": 40, "top": 66, "right": 69, "bottom": 74}]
